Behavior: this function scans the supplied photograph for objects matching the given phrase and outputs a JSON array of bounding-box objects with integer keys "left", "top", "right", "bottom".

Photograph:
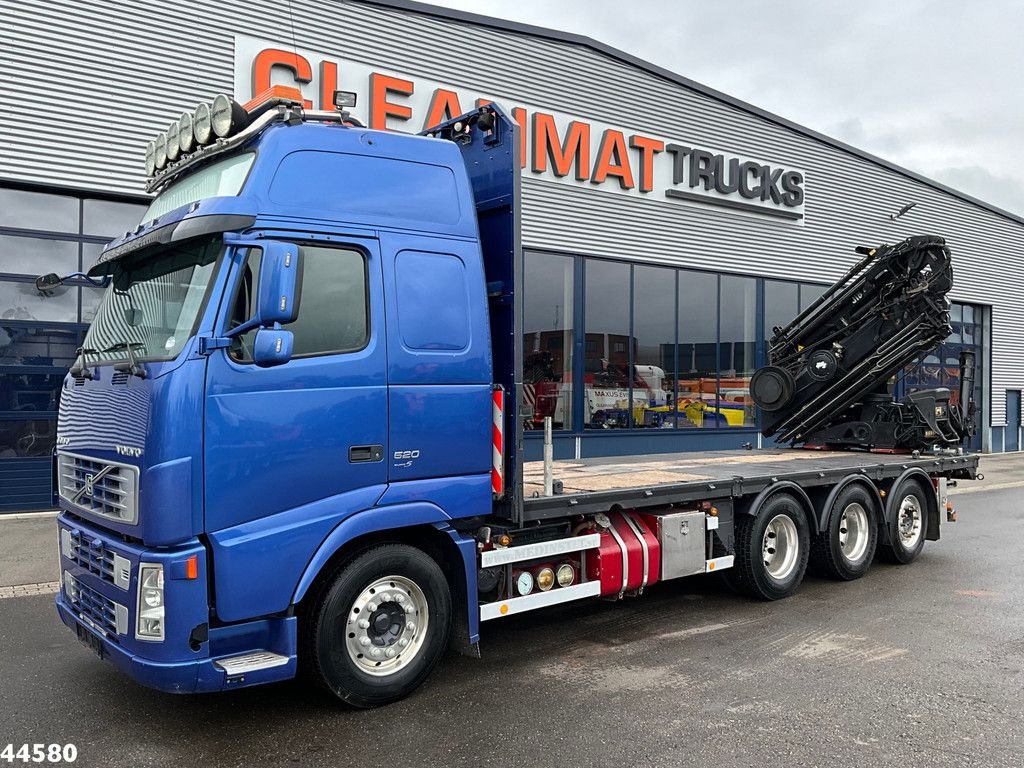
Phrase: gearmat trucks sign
[{"left": 234, "top": 35, "right": 806, "bottom": 222}]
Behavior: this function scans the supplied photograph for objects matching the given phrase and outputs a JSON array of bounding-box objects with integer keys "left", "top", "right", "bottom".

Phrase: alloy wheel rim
[
  {"left": 897, "top": 494, "right": 923, "bottom": 548},
  {"left": 762, "top": 513, "right": 800, "bottom": 580},
  {"left": 344, "top": 575, "right": 429, "bottom": 677},
  {"left": 838, "top": 502, "right": 871, "bottom": 563}
]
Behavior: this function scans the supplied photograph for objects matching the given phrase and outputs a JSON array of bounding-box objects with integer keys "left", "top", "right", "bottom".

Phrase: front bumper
[{"left": 56, "top": 513, "right": 297, "bottom": 693}]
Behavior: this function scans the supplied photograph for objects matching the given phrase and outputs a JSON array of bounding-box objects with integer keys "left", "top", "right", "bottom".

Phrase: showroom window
[
  {"left": 0, "top": 184, "right": 148, "bottom": 512},
  {"left": 522, "top": 252, "right": 574, "bottom": 430}
]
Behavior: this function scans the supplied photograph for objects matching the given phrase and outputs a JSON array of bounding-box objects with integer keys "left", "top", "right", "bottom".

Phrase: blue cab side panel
[
  {"left": 207, "top": 484, "right": 386, "bottom": 622},
  {"left": 382, "top": 233, "right": 492, "bottom": 482}
]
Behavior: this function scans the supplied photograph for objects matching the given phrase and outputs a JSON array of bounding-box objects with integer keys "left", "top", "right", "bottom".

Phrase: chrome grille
[
  {"left": 64, "top": 573, "right": 128, "bottom": 639},
  {"left": 57, "top": 452, "right": 139, "bottom": 525},
  {"left": 60, "top": 528, "right": 131, "bottom": 590}
]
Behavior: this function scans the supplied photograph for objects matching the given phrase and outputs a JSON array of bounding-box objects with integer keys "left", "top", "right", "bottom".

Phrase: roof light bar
[{"left": 144, "top": 88, "right": 350, "bottom": 183}]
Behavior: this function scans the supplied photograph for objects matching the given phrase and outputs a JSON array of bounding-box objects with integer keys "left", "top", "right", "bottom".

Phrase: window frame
[{"left": 226, "top": 240, "right": 372, "bottom": 364}]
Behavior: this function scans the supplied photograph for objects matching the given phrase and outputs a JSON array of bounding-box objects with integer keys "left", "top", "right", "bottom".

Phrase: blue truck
[{"left": 45, "top": 89, "right": 978, "bottom": 706}]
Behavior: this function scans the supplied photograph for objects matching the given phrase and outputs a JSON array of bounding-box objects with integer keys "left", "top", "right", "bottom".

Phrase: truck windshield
[
  {"left": 83, "top": 237, "right": 221, "bottom": 365},
  {"left": 143, "top": 152, "right": 254, "bottom": 222}
]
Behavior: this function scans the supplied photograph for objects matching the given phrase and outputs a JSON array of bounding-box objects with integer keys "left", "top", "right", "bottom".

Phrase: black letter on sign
[
  {"left": 760, "top": 166, "right": 784, "bottom": 203},
  {"left": 781, "top": 171, "right": 804, "bottom": 207},
  {"left": 738, "top": 161, "right": 761, "bottom": 199},
  {"left": 666, "top": 144, "right": 691, "bottom": 185},
  {"left": 714, "top": 156, "right": 740, "bottom": 195},
  {"left": 689, "top": 149, "right": 715, "bottom": 190}
]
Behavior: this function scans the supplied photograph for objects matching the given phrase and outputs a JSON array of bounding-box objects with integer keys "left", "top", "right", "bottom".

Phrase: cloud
[{"left": 930, "top": 166, "right": 1024, "bottom": 217}]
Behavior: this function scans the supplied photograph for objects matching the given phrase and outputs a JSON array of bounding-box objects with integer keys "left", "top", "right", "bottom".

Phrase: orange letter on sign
[
  {"left": 369, "top": 73, "right": 414, "bottom": 130},
  {"left": 629, "top": 134, "right": 665, "bottom": 193},
  {"left": 252, "top": 48, "right": 313, "bottom": 109},
  {"left": 532, "top": 113, "right": 590, "bottom": 180},
  {"left": 423, "top": 88, "right": 464, "bottom": 131},
  {"left": 512, "top": 107, "right": 528, "bottom": 169},
  {"left": 592, "top": 129, "right": 635, "bottom": 189}
]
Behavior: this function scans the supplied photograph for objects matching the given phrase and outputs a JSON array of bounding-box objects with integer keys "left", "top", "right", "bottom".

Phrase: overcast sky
[{"left": 426, "top": 0, "right": 1024, "bottom": 216}]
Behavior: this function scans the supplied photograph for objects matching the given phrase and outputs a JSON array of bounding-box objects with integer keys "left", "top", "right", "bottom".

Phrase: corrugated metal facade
[{"left": 3, "top": 0, "right": 1023, "bottom": 430}]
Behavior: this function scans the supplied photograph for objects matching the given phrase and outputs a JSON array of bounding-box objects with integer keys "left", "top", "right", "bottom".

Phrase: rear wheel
[
  {"left": 810, "top": 484, "right": 879, "bottom": 580},
  {"left": 879, "top": 479, "right": 929, "bottom": 564},
  {"left": 305, "top": 544, "right": 451, "bottom": 707},
  {"left": 731, "top": 493, "right": 810, "bottom": 600}
]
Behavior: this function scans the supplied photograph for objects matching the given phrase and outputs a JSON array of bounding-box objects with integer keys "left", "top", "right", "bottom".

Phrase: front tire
[
  {"left": 810, "top": 484, "right": 879, "bottom": 580},
  {"left": 731, "top": 493, "right": 810, "bottom": 600},
  {"left": 306, "top": 544, "right": 451, "bottom": 707},
  {"left": 879, "top": 479, "right": 929, "bottom": 564}
]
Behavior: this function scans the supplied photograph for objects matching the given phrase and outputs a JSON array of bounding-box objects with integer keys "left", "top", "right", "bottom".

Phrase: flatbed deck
[{"left": 521, "top": 448, "right": 978, "bottom": 520}]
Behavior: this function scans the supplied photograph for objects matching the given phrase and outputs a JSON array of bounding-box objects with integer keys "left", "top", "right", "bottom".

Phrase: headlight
[
  {"left": 144, "top": 141, "right": 156, "bottom": 176},
  {"left": 165, "top": 122, "right": 180, "bottom": 162},
  {"left": 135, "top": 564, "right": 164, "bottom": 641},
  {"left": 178, "top": 111, "right": 195, "bottom": 153},
  {"left": 211, "top": 93, "right": 249, "bottom": 138},
  {"left": 556, "top": 563, "right": 575, "bottom": 587},
  {"left": 193, "top": 103, "right": 213, "bottom": 145},
  {"left": 154, "top": 132, "right": 168, "bottom": 170},
  {"left": 535, "top": 566, "right": 555, "bottom": 592}
]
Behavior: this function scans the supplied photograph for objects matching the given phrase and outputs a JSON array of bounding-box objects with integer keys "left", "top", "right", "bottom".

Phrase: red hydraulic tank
[{"left": 585, "top": 510, "right": 660, "bottom": 596}]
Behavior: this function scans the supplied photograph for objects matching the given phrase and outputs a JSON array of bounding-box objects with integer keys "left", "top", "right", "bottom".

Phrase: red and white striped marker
[{"left": 492, "top": 387, "right": 505, "bottom": 496}]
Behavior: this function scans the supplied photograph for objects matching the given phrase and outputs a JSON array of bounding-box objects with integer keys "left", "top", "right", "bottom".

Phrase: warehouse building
[{"left": 2, "top": 0, "right": 1022, "bottom": 511}]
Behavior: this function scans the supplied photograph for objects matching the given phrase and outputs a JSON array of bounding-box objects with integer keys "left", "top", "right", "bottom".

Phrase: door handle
[{"left": 349, "top": 444, "right": 384, "bottom": 463}]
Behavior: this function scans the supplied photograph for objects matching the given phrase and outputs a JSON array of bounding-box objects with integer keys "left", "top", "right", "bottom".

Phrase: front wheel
[
  {"left": 730, "top": 493, "right": 810, "bottom": 600},
  {"left": 879, "top": 479, "right": 929, "bottom": 564},
  {"left": 306, "top": 544, "right": 452, "bottom": 707}
]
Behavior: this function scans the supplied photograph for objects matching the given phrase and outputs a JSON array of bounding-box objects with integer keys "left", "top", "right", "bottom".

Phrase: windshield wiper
[
  {"left": 69, "top": 347, "right": 98, "bottom": 380},
  {"left": 102, "top": 342, "right": 148, "bottom": 379}
]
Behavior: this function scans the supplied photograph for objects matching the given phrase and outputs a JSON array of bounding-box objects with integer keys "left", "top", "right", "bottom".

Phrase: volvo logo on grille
[
  {"left": 116, "top": 445, "right": 143, "bottom": 458},
  {"left": 71, "top": 465, "right": 113, "bottom": 504}
]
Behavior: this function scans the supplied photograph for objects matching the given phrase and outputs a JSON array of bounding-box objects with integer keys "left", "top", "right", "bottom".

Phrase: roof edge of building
[{"left": 353, "top": 0, "right": 1024, "bottom": 229}]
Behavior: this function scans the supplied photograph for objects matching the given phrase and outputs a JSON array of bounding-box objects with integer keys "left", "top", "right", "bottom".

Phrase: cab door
[{"left": 203, "top": 237, "right": 388, "bottom": 538}]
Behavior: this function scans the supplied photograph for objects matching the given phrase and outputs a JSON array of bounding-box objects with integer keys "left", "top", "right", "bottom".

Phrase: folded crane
[{"left": 751, "top": 234, "right": 975, "bottom": 451}]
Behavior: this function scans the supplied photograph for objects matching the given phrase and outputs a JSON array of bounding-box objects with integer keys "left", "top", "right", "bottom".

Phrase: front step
[{"left": 213, "top": 650, "right": 289, "bottom": 675}]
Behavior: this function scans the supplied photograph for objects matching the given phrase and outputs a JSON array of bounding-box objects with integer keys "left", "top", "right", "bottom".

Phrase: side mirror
[
  {"left": 255, "top": 242, "right": 301, "bottom": 326},
  {"left": 252, "top": 328, "right": 294, "bottom": 367},
  {"left": 35, "top": 273, "right": 64, "bottom": 292}
]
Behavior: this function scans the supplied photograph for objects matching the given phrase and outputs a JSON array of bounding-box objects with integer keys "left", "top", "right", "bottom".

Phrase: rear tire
[
  {"left": 305, "top": 544, "right": 451, "bottom": 707},
  {"left": 730, "top": 493, "right": 810, "bottom": 600},
  {"left": 879, "top": 479, "right": 929, "bottom": 564},
  {"left": 810, "top": 484, "right": 879, "bottom": 580}
]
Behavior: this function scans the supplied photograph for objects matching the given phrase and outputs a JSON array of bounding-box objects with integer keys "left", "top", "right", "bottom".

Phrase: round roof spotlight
[
  {"left": 144, "top": 141, "right": 156, "bottom": 176},
  {"left": 178, "top": 111, "right": 195, "bottom": 154},
  {"left": 193, "top": 103, "right": 214, "bottom": 145},
  {"left": 211, "top": 94, "right": 249, "bottom": 138},
  {"left": 154, "top": 132, "right": 168, "bottom": 170},
  {"left": 165, "top": 121, "right": 181, "bottom": 162}
]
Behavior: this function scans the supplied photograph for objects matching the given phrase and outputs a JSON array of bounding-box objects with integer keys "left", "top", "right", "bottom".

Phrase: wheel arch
[
  {"left": 738, "top": 481, "right": 817, "bottom": 533},
  {"left": 292, "top": 503, "right": 479, "bottom": 651},
  {"left": 882, "top": 468, "right": 939, "bottom": 545},
  {"left": 810, "top": 474, "right": 884, "bottom": 532}
]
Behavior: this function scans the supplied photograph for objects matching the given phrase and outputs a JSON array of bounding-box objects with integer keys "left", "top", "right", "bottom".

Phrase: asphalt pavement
[{"left": 2, "top": 467, "right": 1023, "bottom": 767}]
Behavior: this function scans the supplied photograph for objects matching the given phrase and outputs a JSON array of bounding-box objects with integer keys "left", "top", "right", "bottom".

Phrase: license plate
[{"left": 76, "top": 623, "right": 105, "bottom": 659}]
